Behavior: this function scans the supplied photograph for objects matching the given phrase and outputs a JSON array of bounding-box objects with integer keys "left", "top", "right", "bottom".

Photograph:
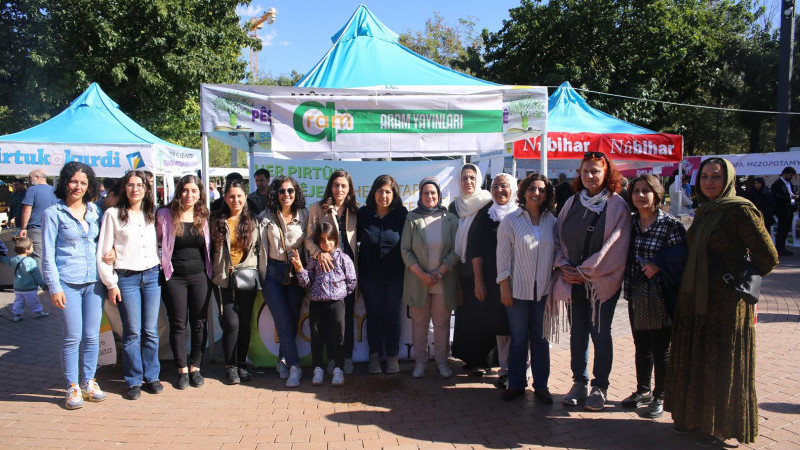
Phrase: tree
[
  {"left": 474, "top": 0, "right": 774, "bottom": 155},
  {"left": 399, "top": 12, "right": 481, "bottom": 72},
  {"left": 0, "top": 0, "right": 259, "bottom": 149}
]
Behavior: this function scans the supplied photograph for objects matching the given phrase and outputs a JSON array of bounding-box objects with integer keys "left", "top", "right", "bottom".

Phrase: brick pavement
[{"left": 0, "top": 255, "right": 798, "bottom": 449}]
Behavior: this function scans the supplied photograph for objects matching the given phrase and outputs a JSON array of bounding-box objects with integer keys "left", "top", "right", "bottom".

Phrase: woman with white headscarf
[
  {"left": 449, "top": 163, "right": 494, "bottom": 374},
  {"left": 468, "top": 173, "right": 518, "bottom": 387}
]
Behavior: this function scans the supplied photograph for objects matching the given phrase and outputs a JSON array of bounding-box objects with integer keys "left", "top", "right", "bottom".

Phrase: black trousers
[
  {"left": 219, "top": 286, "right": 257, "bottom": 367},
  {"left": 775, "top": 208, "right": 793, "bottom": 251},
  {"left": 162, "top": 271, "right": 211, "bottom": 368},
  {"left": 632, "top": 327, "right": 671, "bottom": 398},
  {"left": 311, "top": 300, "right": 345, "bottom": 368}
]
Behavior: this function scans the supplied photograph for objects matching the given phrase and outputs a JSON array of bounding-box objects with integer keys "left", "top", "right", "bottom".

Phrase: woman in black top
[
  {"left": 357, "top": 175, "right": 408, "bottom": 374},
  {"left": 469, "top": 173, "right": 517, "bottom": 387},
  {"left": 156, "top": 174, "right": 212, "bottom": 389}
]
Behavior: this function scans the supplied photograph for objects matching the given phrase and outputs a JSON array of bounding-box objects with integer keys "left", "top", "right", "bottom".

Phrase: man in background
[
  {"left": 247, "top": 168, "right": 271, "bottom": 215},
  {"left": 771, "top": 166, "right": 798, "bottom": 257},
  {"left": 19, "top": 169, "right": 58, "bottom": 267},
  {"left": 554, "top": 173, "right": 575, "bottom": 216},
  {"left": 9, "top": 179, "right": 27, "bottom": 228}
]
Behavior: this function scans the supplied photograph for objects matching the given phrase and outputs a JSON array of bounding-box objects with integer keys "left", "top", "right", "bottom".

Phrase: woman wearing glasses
[
  {"left": 261, "top": 176, "right": 308, "bottom": 387},
  {"left": 550, "top": 151, "right": 631, "bottom": 411},
  {"left": 306, "top": 170, "right": 359, "bottom": 374},
  {"left": 97, "top": 170, "right": 162, "bottom": 400},
  {"left": 496, "top": 174, "right": 557, "bottom": 403},
  {"left": 450, "top": 163, "right": 494, "bottom": 375}
]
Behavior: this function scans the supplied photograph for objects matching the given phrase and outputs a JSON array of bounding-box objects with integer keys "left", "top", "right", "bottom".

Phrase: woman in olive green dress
[{"left": 665, "top": 158, "right": 778, "bottom": 446}]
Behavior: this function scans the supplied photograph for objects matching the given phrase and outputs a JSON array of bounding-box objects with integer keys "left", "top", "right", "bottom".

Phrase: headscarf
[
  {"left": 412, "top": 177, "right": 446, "bottom": 216},
  {"left": 488, "top": 173, "right": 519, "bottom": 222},
  {"left": 679, "top": 158, "right": 757, "bottom": 315},
  {"left": 578, "top": 188, "right": 610, "bottom": 214},
  {"left": 453, "top": 163, "right": 492, "bottom": 263}
]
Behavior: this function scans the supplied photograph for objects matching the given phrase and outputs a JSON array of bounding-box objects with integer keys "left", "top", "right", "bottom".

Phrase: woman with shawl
[
  {"left": 401, "top": 177, "right": 460, "bottom": 379},
  {"left": 665, "top": 158, "right": 778, "bottom": 447},
  {"left": 549, "top": 151, "right": 631, "bottom": 412},
  {"left": 449, "top": 163, "right": 494, "bottom": 374},
  {"left": 468, "top": 173, "right": 518, "bottom": 388}
]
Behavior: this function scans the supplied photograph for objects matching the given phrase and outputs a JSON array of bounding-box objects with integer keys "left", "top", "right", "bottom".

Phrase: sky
[{"left": 235, "top": 1, "right": 523, "bottom": 78}]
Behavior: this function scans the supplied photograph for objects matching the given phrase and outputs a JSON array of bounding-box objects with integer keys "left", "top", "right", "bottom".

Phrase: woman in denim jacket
[{"left": 42, "top": 161, "right": 105, "bottom": 410}]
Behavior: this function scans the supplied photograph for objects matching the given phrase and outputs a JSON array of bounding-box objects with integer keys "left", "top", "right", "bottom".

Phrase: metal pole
[
  {"left": 676, "top": 161, "right": 683, "bottom": 216},
  {"left": 776, "top": 0, "right": 796, "bottom": 152},
  {"left": 201, "top": 133, "right": 211, "bottom": 210},
  {"left": 541, "top": 132, "right": 548, "bottom": 177}
]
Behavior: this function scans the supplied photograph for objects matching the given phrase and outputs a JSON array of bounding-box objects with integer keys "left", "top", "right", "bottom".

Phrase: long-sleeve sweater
[
  {"left": 1, "top": 255, "right": 47, "bottom": 291},
  {"left": 296, "top": 249, "right": 356, "bottom": 301},
  {"left": 96, "top": 207, "right": 160, "bottom": 290}
]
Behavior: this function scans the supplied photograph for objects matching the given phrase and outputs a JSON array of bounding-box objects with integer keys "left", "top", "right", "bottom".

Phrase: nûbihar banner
[{"left": 513, "top": 131, "right": 683, "bottom": 162}]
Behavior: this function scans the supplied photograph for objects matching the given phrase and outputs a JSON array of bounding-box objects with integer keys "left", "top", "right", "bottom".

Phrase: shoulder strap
[{"left": 580, "top": 208, "right": 603, "bottom": 263}]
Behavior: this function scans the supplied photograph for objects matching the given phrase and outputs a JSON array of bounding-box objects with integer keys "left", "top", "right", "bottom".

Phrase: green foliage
[
  {"left": 250, "top": 70, "right": 305, "bottom": 86},
  {"left": 399, "top": 12, "right": 481, "bottom": 72},
  {"left": 465, "top": 0, "right": 781, "bottom": 155},
  {"left": 0, "top": 0, "right": 259, "bottom": 151}
]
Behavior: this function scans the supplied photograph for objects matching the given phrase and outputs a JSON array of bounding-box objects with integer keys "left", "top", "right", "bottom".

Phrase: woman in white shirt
[
  {"left": 496, "top": 174, "right": 557, "bottom": 404},
  {"left": 97, "top": 170, "right": 162, "bottom": 401}
]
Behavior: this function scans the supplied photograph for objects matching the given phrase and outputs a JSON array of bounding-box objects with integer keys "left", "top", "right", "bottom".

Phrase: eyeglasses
[
  {"left": 491, "top": 184, "right": 511, "bottom": 191},
  {"left": 278, "top": 188, "right": 295, "bottom": 195},
  {"left": 126, "top": 183, "right": 145, "bottom": 191},
  {"left": 584, "top": 151, "right": 605, "bottom": 160}
]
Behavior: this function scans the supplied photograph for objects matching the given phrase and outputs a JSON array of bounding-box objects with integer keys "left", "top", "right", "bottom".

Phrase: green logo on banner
[{"left": 293, "top": 101, "right": 503, "bottom": 143}]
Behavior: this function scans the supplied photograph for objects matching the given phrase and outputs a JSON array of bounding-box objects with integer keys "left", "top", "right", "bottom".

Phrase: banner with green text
[{"left": 268, "top": 94, "right": 504, "bottom": 159}]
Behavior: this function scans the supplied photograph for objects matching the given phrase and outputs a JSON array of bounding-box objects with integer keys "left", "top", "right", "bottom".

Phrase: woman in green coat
[
  {"left": 665, "top": 158, "right": 778, "bottom": 446},
  {"left": 401, "top": 177, "right": 460, "bottom": 379}
]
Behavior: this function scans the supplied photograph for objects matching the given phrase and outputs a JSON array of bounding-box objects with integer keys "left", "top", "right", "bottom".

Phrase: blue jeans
[
  {"left": 507, "top": 298, "right": 550, "bottom": 390},
  {"left": 116, "top": 266, "right": 162, "bottom": 387},
  {"left": 569, "top": 287, "right": 620, "bottom": 390},
  {"left": 360, "top": 277, "right": 403, "bottom": 358},
  {"left": 58, "top": 281, "right": 105, "bottom": 386},
  {"left": 263, "top": 260, "right": 304, "bottom": 366}
]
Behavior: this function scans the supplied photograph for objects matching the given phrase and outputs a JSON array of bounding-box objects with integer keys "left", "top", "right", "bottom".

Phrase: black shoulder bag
[{"left": 711, "top": 250, "right": 761, "bottom": 305}]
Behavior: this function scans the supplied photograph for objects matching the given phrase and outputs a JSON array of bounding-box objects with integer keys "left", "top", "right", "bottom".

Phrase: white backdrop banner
[
  {"left": 251, "top": 156, "right": 461, "bottom": 210},
  {"left": 702, "top": 153, "right": 800, "bottom": 176},
  {"left": 0, "top": 143, "right": 157, "bottom": 176}
]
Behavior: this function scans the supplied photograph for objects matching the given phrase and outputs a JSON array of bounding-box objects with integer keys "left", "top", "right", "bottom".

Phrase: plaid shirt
[{"left": 624, "top": 209, "right": 687, "bottom": 288}]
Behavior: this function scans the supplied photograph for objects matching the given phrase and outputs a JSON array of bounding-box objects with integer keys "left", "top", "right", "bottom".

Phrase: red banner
[{"left": 513, "top": 132, "right": 683, "bottom": 162}]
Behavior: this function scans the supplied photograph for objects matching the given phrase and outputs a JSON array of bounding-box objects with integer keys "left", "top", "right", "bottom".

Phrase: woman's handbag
[
  {"left": 722, "top": 254, "right": 761, "bottom": 305},
  {"left": 278, "top": 219, "right": 296, "bottom": 286},
  {"left": 712, "top": 250, "right": 761, "bottom": 305},
  {"left": 230, "top": 267, "right": 261, "bottom": 291}
]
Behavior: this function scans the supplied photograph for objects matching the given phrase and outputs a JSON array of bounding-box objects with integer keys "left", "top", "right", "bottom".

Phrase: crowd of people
[{"left": 5, "top": 152, "right": 790, "bottom": 447}]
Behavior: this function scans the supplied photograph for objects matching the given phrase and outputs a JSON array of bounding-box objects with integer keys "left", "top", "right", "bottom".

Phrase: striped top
[{"left": 496, "top": 208, "right": 557, "bottom": 301}]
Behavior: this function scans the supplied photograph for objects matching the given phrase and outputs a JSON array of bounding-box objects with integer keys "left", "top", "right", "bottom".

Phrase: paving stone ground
[{"left": 0, "top": 255, "right": 798, "bottom": 449}]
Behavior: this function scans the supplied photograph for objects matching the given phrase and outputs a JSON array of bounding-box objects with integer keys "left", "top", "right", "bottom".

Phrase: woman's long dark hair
[
  {"left": 210, "top": 179, "right": 256, "bottom": 252},
  {"left": 54, "top": 161, "right": 97, "bottom": 203},
  {"left": 167, "top": 174, "right": 209, "bottom": 237},
  {"left": 117, "top": 170, "right": 155, "bottom": 225},
  {"left": 320, "top": 170, "right": 359, "bottom": 214}
]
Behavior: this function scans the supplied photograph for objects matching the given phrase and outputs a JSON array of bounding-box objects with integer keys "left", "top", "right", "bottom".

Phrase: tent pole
[
  {"left": 676, "top": 160, "right": 683, "bottom": 217},
  {"left": 248, "top": 137, "right": 256, "bottom": 193},
  {"left": 201, "top": 132, "right": 211, "bottom": 209},
  {"left": 541, "top": 132, "right": 548, "bottom": 177},
  {"left": 511, "top": 157, "right": 517, "bottom": 178}
]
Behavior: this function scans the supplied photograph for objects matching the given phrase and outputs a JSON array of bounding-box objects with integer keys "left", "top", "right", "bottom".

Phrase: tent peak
[
  {"left": 330, "top": 4, "right": 399, "bottom": 44},
  {"left": 70, "top": 82, "right": 120, "bottom": 110}
]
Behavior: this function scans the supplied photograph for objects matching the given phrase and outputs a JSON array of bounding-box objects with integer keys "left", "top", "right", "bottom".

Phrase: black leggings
[
  {"left": 162, "top": 271, "right": 211, "bottom": 369},
  {"left": 219, "top": 286, "right": 257, "bottom": 367},
  {"left": 632, "top": 327, "right": 671, "bottom": 398},
  {"left": 311, "top": 300, "right": 345, "bottom": 368}
]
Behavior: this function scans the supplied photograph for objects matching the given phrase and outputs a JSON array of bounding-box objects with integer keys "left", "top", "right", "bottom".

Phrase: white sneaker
[
  {"left": 81, "top": 379, "right": 107, "bottom": 402},
  {"left": 331, "top": 368, "right": 345, "bottom": 386},
  {"left": 286, "top": 365, "right": 301, "bottom": 388},
  {"left": 276, "top": 359, "right": 289, "bottom": 379},
  {"left": 312, "top": 367, "right": 324, "bottom": 386},
  {"left": 386, "top": 356, "right": 400, "bottom": 374},
  {"left": 438, "top": 363, "right": 452, "bottom": 378},
  {"left": 343, "top": 358, "right": 354, "bottom": 375},
  {"left": 65, "top": 384, "right": 83, "bottom": 410},
  {"left": 368, "top": 353, "right": 382, "bottom": 374},
  {"left": 412, "top": 363, "right": 425, "bottom": 378}
]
